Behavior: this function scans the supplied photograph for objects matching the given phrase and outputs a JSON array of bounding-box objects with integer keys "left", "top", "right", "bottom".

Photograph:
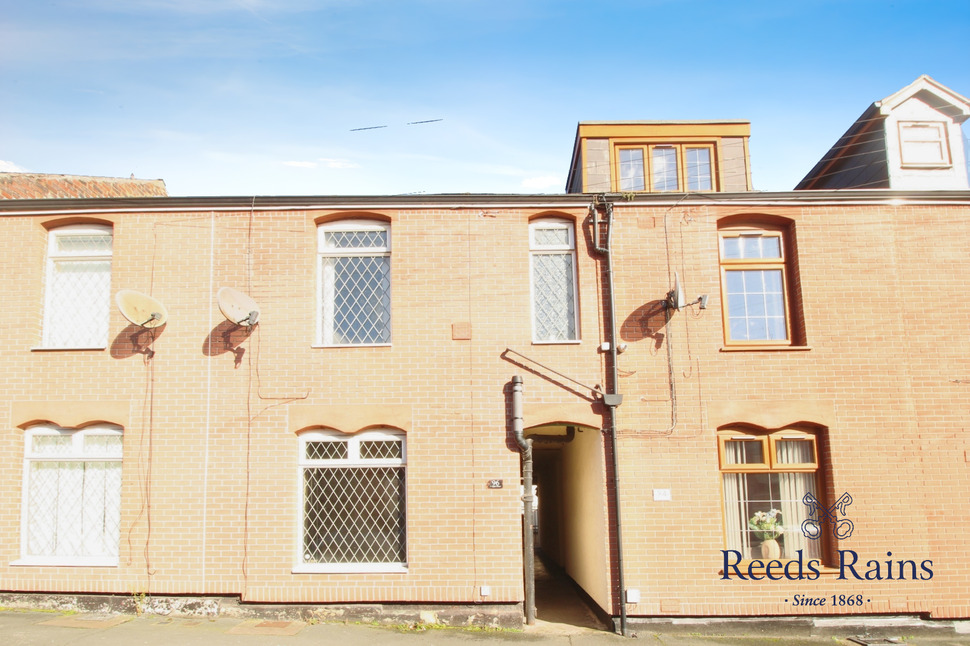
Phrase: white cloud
[
  {"left": 520, "top": 175, "right": 561, "bottom": 191},
  {"left": 0, "top": 160, "right": 28, "bottom": 172},
  {"left": 318, "top": 158, "right": 359, "bottom": 169}
]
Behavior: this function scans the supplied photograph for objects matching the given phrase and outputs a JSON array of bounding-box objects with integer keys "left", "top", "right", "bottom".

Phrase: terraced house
[{"left": 0, "top": 75, "right": 967, "bottom": 633}]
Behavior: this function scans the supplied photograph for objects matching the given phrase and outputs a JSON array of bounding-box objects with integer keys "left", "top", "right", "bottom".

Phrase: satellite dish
[
  {"left": 217, "top": 287, "right": 260, "bottom": 327},
  {"left": 116, "top": 289, "right": 168, "bottom": 328},
  {"left": 667, "top": 271, "right": 687, "bottom": 310}
]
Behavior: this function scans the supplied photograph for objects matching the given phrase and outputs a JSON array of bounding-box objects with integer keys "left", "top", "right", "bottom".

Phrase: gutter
[{"left": 3, "top": 189, "right": 970, "bottom": 216}]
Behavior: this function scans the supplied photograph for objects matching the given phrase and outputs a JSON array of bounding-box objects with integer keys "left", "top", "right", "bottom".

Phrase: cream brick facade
[{"left": 0, "top": 190, "right": 967, "bottom": 625}]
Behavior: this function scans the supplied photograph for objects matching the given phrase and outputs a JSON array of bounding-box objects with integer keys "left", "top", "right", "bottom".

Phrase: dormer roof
[
  {"left": 875, "top": 74, "right": 970, "bottom": 121},
  {"left": 796, "top": 76, "right": 970, "bottom": 191}
]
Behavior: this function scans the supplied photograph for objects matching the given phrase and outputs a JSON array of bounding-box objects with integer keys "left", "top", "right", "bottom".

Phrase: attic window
[{"left": 898, "top": 121, "right": 951, "bottom": 167}]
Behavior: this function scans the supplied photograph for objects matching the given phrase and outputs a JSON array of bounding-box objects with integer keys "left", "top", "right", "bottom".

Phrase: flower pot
[{"left": 760, "top": 538, "right": 781, "bottom": 560}]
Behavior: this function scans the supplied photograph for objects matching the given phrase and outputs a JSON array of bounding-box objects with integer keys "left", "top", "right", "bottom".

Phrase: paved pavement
[{"left": 1, "top": 610, "right": 969, "bottom": 646}]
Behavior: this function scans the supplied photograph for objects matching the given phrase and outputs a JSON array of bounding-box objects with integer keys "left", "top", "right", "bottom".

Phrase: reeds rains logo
[
  {"left": 721, "top": 492, "right": 933, "bottom": 581},
  {"left": 800, "top": 492, "right": 853, "bottom": 540}
]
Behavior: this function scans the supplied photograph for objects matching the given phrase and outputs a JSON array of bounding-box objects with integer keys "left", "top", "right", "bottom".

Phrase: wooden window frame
[
  {"left": 718, "top": 226, "right": 793, "bottom": 347},
  {"left": 613, "top": 143, "right": 717, "bottom": 192},
  {"left": 717, "top": 429, "right": 817, "bottom": 472},
  {"left": 717, "top": 428, "right": 824, "bottom": 566},
  {"left": 684, "top": 145, "right": 715, "bottom": 191}
]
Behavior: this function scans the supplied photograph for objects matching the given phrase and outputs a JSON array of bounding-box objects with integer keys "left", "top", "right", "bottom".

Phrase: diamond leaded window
[
  {"left": 18, "top": 424, "right": 123, "bottom": 566},
  {"left": 297, "top": 429, "right": 407, "bottom": 573},
  {"left": 42, "top": 224, "right": 113, "bottom": 348},
  {"left": 318, "top": 220, "right": 391, "bottom": 346},
  {"left": 530, "top": 218, "right": 579, "bottom": 343}
]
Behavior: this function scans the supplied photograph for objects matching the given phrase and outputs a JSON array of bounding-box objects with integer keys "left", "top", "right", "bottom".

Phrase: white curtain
[
  {"left": 27, "top": 461, "right": 121, "bottom": 558},
  {"left": 44, "top": 259, "right": 111, "bottom": 348},
  {"left": 775, "top": 440, "right": 820, "bottom": 560},
  {"left": 722, "top": 441, "right": 750, "bottom": 557}
]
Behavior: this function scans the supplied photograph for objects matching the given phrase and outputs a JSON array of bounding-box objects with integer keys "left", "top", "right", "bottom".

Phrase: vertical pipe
[
  {"left": 511, "top": 375, "right": 535, "bottom": 625},
  {"left": 592, "top": 200, "right": 628, "bottom": 636}
]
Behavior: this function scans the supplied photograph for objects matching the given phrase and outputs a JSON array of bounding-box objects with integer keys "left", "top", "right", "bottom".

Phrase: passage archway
[{"left": 526, "top": 422, "right": 610, "bottom": 628}]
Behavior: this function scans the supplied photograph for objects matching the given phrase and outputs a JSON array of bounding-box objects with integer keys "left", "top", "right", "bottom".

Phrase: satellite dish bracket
[{"left": 128, "top": 327, "right": 156, "bottom": 358}]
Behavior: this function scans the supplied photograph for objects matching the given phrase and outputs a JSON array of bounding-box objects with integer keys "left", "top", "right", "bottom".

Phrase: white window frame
[
  {"left": 15, "top": 423, "right": 123, "bottom": 567},
  {"left": 41, "top": 224, "right": 113, "bottom": 349},
  {"left": 316, "top": 220, "right": 392, "bottom": 347},
  {"left": 898, "top": 120, "right": 952, "bottom": 168},
  {"left": 294, "top": 428, "right": 407, "bottom": 573},
  {"left": 529, "top": 218, "right": 580, "bottom": 344}
]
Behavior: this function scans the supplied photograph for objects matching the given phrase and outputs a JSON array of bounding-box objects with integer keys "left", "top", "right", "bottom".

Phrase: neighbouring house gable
[{"left": 796, "top": 75, "right": 970, "bottom": 191}]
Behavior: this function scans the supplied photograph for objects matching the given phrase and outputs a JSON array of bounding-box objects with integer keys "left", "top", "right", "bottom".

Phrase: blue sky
[{"left": 2, "top": 0, "right": 969, "bottom": 196}]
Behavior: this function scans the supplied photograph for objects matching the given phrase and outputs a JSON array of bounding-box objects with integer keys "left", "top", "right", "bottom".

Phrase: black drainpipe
[
  {"left": 511, "top": 375, "right": 536, "bottom": 625},
  {"left": 591, "top": 198, "right": 627, "bottom": 636}
]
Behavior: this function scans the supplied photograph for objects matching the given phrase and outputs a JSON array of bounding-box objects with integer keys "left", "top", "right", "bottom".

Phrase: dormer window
[
  {"left": 898, "top": 121, "right": 951, "bottom": 167},
  {"left": 616, "top": 144, "right": 715, "bottom": 192}
]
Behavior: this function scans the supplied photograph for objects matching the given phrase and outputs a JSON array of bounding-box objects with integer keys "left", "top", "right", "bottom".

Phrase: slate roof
[{"left": 0, "top": 173, "right": 167, "bottom": 199}]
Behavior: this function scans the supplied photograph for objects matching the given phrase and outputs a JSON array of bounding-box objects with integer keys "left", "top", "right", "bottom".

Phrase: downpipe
[
  {"left": 592, "top": 199, "right": 628, "bottom": 636},
  {"left": 511, "top": 375, "right": 535, "bottom": 625}
]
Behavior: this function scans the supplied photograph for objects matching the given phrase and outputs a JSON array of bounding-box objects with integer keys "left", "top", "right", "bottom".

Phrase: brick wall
[
  {"left": 0, "top": 196, "right": 966, "bottom": 620},
  {"left": 608, "top": 201, "right": 970, "bottom": 619}
]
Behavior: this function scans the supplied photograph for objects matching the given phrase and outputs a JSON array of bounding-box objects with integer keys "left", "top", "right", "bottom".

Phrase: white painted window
[
  {"left": 530, "top": 218, "right": 579, "bottom": 343},
  {"left": 317, "top": 221, "right": 391, "bottom": 346},
  {"left": 17, "top": 424, "right": 123, "bottom": 566},
  {"left": 296, "top": 429, "right": 407, "bottom": 573},
  {"left": 899, "top": 121, "right": 951, "bottom": 167},
  {"left": 42, "top": 224, "right": 113, "bottom": 349}
]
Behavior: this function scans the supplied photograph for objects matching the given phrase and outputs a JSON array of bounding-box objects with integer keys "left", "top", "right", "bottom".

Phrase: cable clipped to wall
[{"left": 115, "top": 290, "right": 169, "bottom": 583}]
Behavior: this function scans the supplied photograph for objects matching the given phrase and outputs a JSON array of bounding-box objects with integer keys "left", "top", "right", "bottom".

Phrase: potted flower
[{"left": 749, "top": 509, "right": 783, "bottom": 559}]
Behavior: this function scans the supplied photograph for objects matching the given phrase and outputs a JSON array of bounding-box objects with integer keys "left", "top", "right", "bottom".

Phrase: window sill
[
  {"left": 312, "top": 343, "right": 392, "bottom": 349},
  {"left": 900, "top": 163, "right": 953, "bottom": 169},
  {"left": 292, "top": 563, "right": 407, "bottom": 574},
  {"left": 532, "top": 340, "right": 581, "bottom": 345},
  {"left": 720, "top": 345, "right": 812, "bottom": 353},
  {"left": 31, "top": 346, "right": 106, "bottom": 352},
  {"left": 12, "top": 557, "right": 118, "bottom": 567}
]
